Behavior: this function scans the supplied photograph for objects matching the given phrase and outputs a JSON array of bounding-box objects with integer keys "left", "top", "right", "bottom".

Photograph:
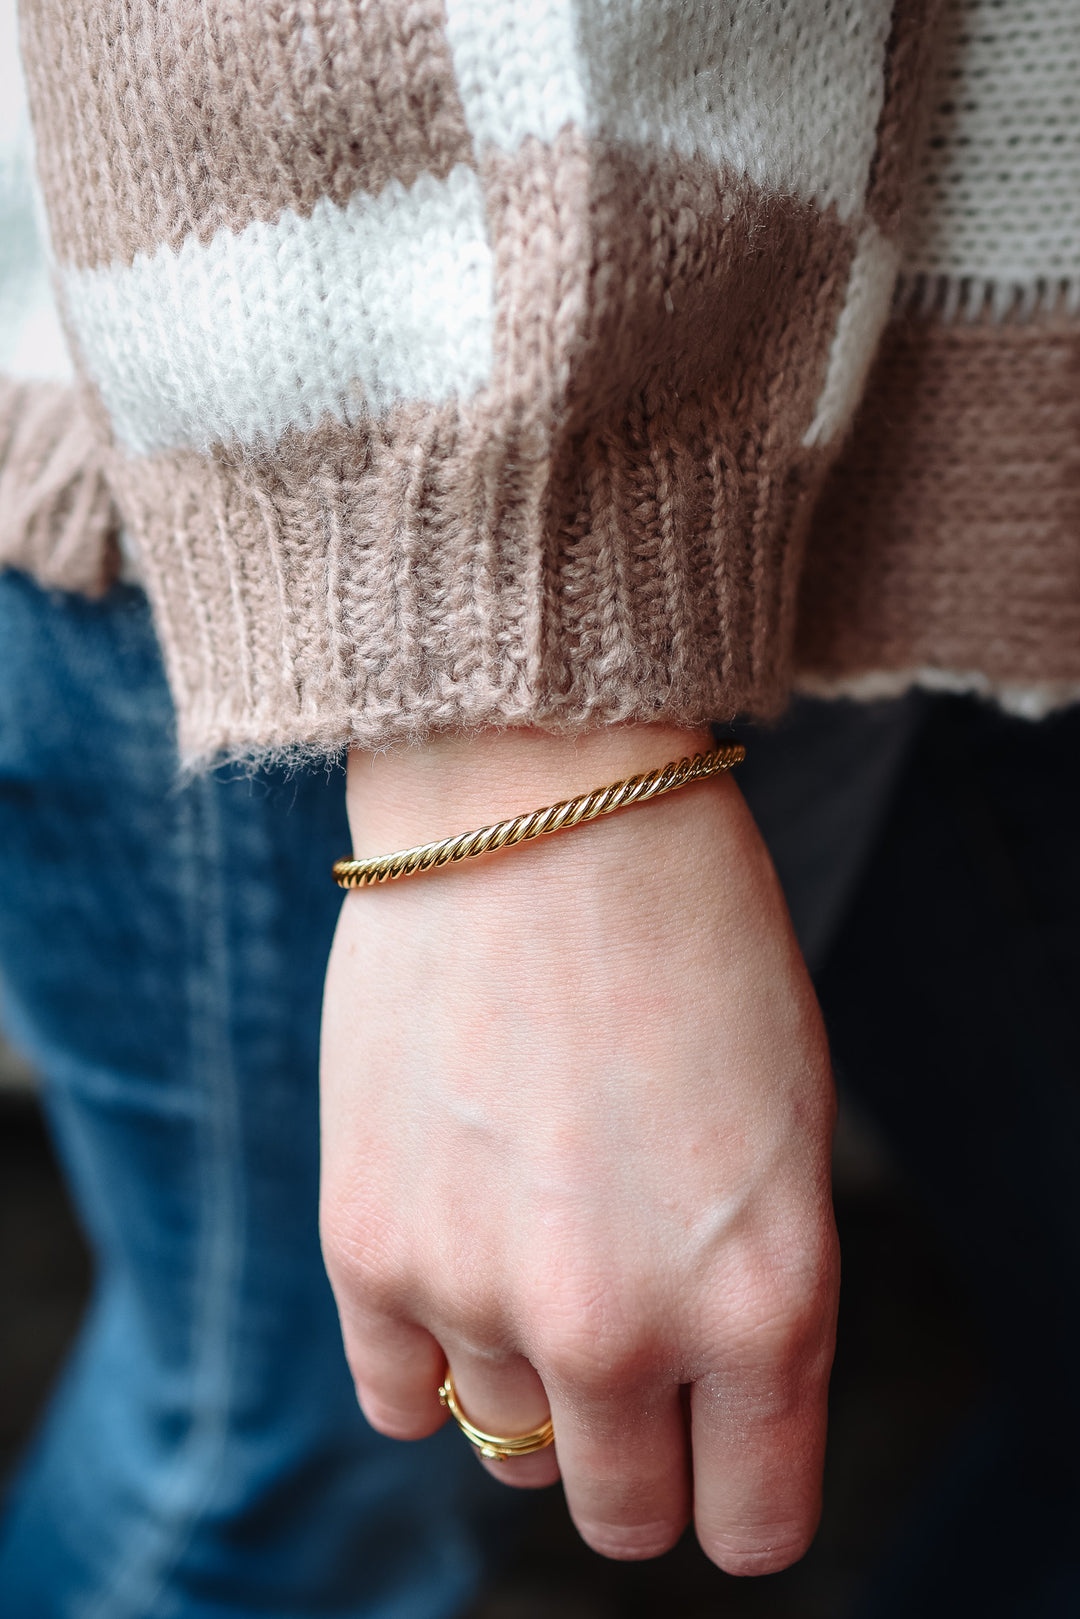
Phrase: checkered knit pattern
[
  {"left": 9, "top": 0, "right": 1080, "bottom": 760},
  {"left": 799, "top": 0, "right": 1080, "bottom": 718}
]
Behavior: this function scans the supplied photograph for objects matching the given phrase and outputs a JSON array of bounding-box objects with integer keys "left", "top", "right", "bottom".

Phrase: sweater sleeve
[
  {"left": 1, "top": 15, "right": 116, "bottom": 595},
  {"left": 799, "top": 0, "right": 1080, "bottom": 720},
  {"left": 17, "top": 0, "right": 935, "bottom": 764}
]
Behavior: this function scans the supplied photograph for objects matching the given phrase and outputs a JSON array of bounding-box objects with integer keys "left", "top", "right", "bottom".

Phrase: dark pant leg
[
  {"left": 735, "top": 693, "right": 1079, "bottom": 1615},
  {"left": 816, "top": 698, "right": 1080, "bottom": 1618},
  {"left": 731, "top": 694, "right": 926, "bottom": 972}
]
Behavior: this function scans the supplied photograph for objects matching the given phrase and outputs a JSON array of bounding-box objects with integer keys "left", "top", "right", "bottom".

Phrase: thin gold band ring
[{"left": 437, "top": 1369, "right": 555, "bottom": 1462}]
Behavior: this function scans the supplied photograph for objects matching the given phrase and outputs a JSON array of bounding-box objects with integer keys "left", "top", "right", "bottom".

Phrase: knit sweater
[
  {"left": 6, "top": 0, "right": 1080, "bottom": 762},
  {"left": 1, "top": 2, "right": 115, "bottom": 593}
]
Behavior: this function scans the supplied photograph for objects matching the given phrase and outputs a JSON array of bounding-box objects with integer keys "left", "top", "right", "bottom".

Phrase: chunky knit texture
[{"left": 9, "top": 0, "right": 1080, "bottom": 759}]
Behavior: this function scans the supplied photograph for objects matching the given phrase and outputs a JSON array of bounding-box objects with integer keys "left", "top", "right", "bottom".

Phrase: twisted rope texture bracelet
[{"left": 332, "top": 743, "right": 745, "bottom": 888}]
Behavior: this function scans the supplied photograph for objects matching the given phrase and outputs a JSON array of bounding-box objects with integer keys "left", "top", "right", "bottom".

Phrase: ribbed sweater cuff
[{"left": 115, "top": 399, "right": 828, "bottom": 764}]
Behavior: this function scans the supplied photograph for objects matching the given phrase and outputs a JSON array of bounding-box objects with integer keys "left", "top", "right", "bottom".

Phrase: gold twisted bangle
[
  {"left": 437, "top": 1370, "right": 555, "bottom": 1462},
  {"left": 333, "top": 743, "right": 745, "bottom": 888}
]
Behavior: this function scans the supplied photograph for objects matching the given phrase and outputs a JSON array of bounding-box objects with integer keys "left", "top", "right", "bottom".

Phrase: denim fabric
[{"left": 0, "top": 572, "right": 510, "bottom": 1619}]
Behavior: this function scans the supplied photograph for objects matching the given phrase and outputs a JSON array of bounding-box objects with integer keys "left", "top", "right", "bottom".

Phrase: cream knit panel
[
  {"left": 62, "top": 167, "right": 495, "bottom": 457},
  {"left": 443, "top": 0, "right": 893, "bottom": 217},
  {"left": 899, "top": 0, "right": 1080, "bottom": 315}
]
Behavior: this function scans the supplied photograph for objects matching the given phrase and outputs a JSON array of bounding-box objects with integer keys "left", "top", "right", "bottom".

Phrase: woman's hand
[{"left": 320, "top": 723, "right": 838, "bottom": 1573}]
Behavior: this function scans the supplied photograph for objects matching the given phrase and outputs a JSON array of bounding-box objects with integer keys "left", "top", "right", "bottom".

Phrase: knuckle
[
  {"left": 701, "top": 1524, "right": 816, "bottom": 1577},
  {"left": 535, "top": 1327, "right": 654, "bottom": 1401},
  {"left": 759, "top": 1287, "right": 827, "bottom": 1363},
  {"left": 527, "top": 1271, "right": 659, "bottom": 1399},
  {"left": 320, "top": 1216, "right": 409, "bottom": 1316},
  {"left": 430, "top": 1291, "right": 508, "bottom": 1353},
  {"left": 355, "top": 1389, "right": 442, "bottom": 1442},
  {"left": 481, "top": 1451, "right": 562, "bottom": 1492},
  {"left": 575, "top": 1519, "right": 683, "bottom": 1562},
  {"left": 724, "top": 1242, "right": 835, "bottom": 1366}
]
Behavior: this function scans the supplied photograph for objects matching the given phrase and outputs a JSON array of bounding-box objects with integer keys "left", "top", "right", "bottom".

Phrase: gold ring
[{"left": 437, "top": 1369, "right": 555, "bottom": 1462}]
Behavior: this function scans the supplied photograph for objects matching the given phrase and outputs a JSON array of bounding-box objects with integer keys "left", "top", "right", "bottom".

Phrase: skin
[{"left": 320, "top": 722, "right": 839, "bottom": 1573}]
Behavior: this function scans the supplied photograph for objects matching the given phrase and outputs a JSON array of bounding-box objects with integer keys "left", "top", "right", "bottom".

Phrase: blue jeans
[{"left": 0, "top": 572, "right": 511, "bottom": 1618}]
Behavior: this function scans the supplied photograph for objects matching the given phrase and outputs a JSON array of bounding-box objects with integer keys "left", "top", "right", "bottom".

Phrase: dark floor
[{"left": 0, "top": 1091, "right": 986, "bottom": 1619}]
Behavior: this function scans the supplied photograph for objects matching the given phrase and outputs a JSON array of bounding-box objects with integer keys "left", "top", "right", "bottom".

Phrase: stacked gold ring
[{"left": 437, "top": 1370, "right": 555, "bottom": 1462}]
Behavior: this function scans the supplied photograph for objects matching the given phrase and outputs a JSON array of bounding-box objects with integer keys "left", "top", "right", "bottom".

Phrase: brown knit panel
[
  {"left": 19, "top": 0, "right": 473, "bottom": 269},
  {"left": 93, "top": 146, "right": 854, "bottom": 760},
  {"left": 797, "top": 314, "right": 1080, "bottom": 685},
  {"left": 0, "top": 379, "right": 118, "bottom": 593},
  {"left": 478, "top": 133, "right": 856, "bottom": 431},
  {"left": 866, "top": 0, "right": 945, "bottom": 234},
  {"left": 501, "top": 135, "right": 857, "bottom": 720}
]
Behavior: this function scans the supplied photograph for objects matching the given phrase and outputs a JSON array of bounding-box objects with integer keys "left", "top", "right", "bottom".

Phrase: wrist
[{"left": 345, "top": 723, "right": 718, "bottom": 858}]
